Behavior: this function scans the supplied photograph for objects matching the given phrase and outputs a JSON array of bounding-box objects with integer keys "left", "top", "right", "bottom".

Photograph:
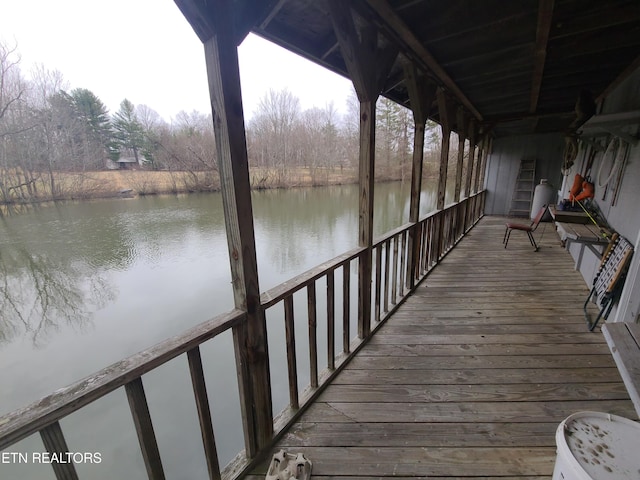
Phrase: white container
[
  {"left": 531, "top": 178, "right": 554, "bottom": 220},
  {"left": 552, "top": 411, "right": 640, "bottom": 480}
]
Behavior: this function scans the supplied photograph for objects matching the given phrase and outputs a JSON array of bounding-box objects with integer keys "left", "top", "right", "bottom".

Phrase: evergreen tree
[
  {"left": 71, "top": 88, "right": 117, "bottom": 162},
  {"left": 112, "top": 98, "right": 144, "bottom": 164}
]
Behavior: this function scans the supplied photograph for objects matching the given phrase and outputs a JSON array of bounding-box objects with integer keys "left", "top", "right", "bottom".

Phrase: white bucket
[{"left": 552, "top": 411, "right": 640, "bottom": 480}]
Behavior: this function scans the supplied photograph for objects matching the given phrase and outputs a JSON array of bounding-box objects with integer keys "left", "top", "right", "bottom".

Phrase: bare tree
[
  {"left": 0, "top": 41, "right": 32, "bottom": 203},
  {"left": 250, "top": 88, "right": 300, "bottom": 183}
]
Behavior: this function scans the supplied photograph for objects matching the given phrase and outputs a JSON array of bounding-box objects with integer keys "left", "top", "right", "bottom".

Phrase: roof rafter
[
  {"left": 530, "top": 0, "right": 555, "bottom": 113},
  {"left": 364, "top": 0, "right": 483, "bottom": 121}
]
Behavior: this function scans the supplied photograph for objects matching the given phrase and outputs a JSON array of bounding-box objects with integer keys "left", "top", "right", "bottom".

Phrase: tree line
[{"left": 1, "top": 41, "right": 447, "bottom": 205}]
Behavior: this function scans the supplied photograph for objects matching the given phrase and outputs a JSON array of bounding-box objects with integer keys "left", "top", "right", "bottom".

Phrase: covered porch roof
[{"left": 175, "top": 0, "right": 640, "bottom": 137}]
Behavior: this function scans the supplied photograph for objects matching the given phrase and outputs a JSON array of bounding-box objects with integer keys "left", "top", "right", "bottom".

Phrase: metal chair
[{"left": 503, "top": 205, "right": 548, "bottom": 251}]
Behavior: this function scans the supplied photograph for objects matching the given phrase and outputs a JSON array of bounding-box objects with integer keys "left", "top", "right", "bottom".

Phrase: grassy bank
[{"left": 0, "top": 167, "right": 363, "bottom": 206}]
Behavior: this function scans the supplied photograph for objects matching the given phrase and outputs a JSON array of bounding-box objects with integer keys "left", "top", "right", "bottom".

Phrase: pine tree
[
  {"left": 70, "top": 88, "right": 117, "bottom": 162},
  {"left": 112, "top": 98, "right": 144, "bottom": 164}
]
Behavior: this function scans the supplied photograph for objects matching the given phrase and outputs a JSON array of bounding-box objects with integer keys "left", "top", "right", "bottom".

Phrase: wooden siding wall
[
  {"left": 581, "top": 66, "right": 640, "bottom": 324},
  {"left": 483, "top": 65, "right": 640, "bottom": 324},
  {"left": 484, "top": 133, "right": 564, "bottom": 216}
]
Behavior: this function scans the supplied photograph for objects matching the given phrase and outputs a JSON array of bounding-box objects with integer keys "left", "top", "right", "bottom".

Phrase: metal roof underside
[{"left": 176, "top": 0, "right": 640, "bottom": 137}]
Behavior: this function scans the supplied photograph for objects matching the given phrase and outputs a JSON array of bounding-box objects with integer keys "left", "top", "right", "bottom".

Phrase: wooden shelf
[{"left": 579, "top": 110, "right": 640, "bottom": 145}]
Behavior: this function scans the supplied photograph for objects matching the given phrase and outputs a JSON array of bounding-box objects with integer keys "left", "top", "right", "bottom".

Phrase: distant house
[{"left": 105, "top": 156, "right": 140, "bottom": 170}]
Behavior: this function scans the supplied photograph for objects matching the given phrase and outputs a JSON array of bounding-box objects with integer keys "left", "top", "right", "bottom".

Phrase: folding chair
[
  {"left": 584, "top": 233, "right": 634, "bottom": 331},
  {"left": 503, "top": 205, "right": 548, "bottom": 251}
]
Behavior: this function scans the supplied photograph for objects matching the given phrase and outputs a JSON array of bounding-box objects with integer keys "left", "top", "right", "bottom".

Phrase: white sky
[{"left": 0, "top": 0, "right": 354, "bottom": 122}]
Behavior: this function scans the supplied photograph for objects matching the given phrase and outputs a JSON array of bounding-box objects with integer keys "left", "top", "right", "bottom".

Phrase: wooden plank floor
[{"left": 249, "top": 216, "right": 637, "bottom": 480}]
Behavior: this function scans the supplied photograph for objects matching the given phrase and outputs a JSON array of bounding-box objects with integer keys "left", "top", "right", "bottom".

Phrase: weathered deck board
[{"left": 250, "top": 216, "right": 637, "bottom": 479}]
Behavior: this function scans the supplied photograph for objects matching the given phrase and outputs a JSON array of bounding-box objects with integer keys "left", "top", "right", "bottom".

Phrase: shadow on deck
[{"left": 250, "top": 215, "right": 636, "bottom": 479}]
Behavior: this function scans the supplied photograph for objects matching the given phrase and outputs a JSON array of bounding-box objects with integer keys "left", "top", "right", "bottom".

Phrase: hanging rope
[
  {"left": 562, "top": 135, "right": 579, "bottom": 173},
  {"left": 597, "top": 136, "right": 626, "bottom": 188}
]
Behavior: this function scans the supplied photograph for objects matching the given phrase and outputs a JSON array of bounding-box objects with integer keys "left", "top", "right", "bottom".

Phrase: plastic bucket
[{"left": 552, "top": 411, "right": 640, "bottom": 480}]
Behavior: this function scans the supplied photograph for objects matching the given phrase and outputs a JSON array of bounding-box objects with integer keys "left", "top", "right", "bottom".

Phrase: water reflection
[
  {"left": 0, "top": 220, "right": 116, "bottom": 347},
  {"left": 0, "top": 182, "right": 442, "bottom": 477}
]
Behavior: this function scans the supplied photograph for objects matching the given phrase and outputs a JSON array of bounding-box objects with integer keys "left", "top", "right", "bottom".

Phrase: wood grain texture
[{"left": 251, "top": 216, "right": 636, "bottom": 479}]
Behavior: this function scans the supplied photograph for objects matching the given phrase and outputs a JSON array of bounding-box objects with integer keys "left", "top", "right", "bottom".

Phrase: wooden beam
[
  {"left": 464, "top": 119, "right": 477, "bottom": 199},
  {"left": 357, "top": 99, "right": 376, "bottom": 338},
  {"left": 479, "top": 135, "right": 492, "bottom": 189},
  {"left": 454, "top": 107, "right": 468, "bottom": 202},
  {"left": 474, "top": 133, "right": 488, "bottom": 193},
  {"left": 472, "top": 133, "right": 482, "bottom": 195},
  {"left": 530, "top": 0, "right": 555, "bottom": 113},
  {"left": 364, "top": 0, "right": 483, "bottom": 121},
  {"left": 258, "top": 0, "right": 288, "bottom": 29},
  {"left": 436, "top": 88, "right": 454, "bottom": 210},
  {"left": 203, "top": 0, "right": 272, "bottom": 456},
  {"left": 175, "top": 0, "right": 285, "bottom": 45},
  {"left": 404, "top": 63, "right": 436, "bottom": 288},
  {"left": 328, "top": 0, "right": 397, "bottom": 338},
  {"left": 403, "top": 63, "right": 437, "bottom": 126},
  {"left": 328, "top": 1, "right": 397, "bottom": 101}
]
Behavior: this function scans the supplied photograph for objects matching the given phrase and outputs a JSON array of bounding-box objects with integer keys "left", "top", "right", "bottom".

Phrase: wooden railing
[{"left": 0, "top": 190, "right": 485, "bottom": 480}]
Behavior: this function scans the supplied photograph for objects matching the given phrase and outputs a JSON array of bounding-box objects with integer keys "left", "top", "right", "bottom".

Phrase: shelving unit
[{"left": 578, "top": 110, "right": 640, "bottom": 145}]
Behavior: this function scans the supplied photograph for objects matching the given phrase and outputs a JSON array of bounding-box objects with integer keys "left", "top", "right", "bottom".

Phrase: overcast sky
[{"left": 0, "top": 0, "right": 354, "bottom": 122}]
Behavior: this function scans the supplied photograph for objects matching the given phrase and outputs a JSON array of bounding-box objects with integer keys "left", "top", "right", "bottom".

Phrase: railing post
[
  {"left": 202, "top": 0, "right": 272, "bottom": 457},
  {"left": 125, "top": 378, "right": 166, "bottom": 480},
  {"left": 187, "top": 347, "right": 222, "bottom": 480},
  {"left": 40, "top": 421, "right": 79, "bottom": 480}
]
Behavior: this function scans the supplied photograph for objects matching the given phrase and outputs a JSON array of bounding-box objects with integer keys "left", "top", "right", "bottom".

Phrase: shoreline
[{"left": 1, "top": 165, "right": 430, "bottom": 210}]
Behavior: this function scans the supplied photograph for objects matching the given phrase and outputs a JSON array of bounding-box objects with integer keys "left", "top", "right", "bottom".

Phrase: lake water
[{"left": 0, "top": 182, "right": 438, "bottom": 479}]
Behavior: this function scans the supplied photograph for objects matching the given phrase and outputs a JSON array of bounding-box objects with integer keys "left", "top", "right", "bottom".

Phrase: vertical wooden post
[
  {"left": 474, "top": 132, "right": 487, "bottom": 193},
  {"left": 464, "top": 119, "right": 477, "bottom": 199},
  {"left": 329, "top": 0, "right": 397, "bottom": 339},
  {"left": 284, "top": 296, "right": 299, "bottom": 409},
  {"left": 436, "top": 88, "right": 454, "bottom": 211},
  {"left": 404, "top": 64, "right": 436, "bottom": 289},
  {"left": 435, "top": 89, "right": 454, "bottom": 261},
  {"left": 307, "top": 282, "right": 318, "bottom": 388},
  {"left": 472, "top": 134, "right": 482, "bottom": 194},
  {"left": 125, "top": 378, "right": 166, "bottom": 480},
  {"left": 40, "top": 421, "right": 79, "bottom": 480},
  {"left": 203, "top": 0, "right": 272, "bottom": 457},
  {"left": 187, "top": 347, "right": 222, "bottom": 480},
  {"left": 342, "top": 263, "right": 350, "bottom": 354},
  {"left": 358, "top": 98, "right": 377, "bottom": 337},
  {"left": 327, "top": 270, "right": 335, "bottom": 370},
  {"left": 479, "top": 135, "right": 492, "bottom": 190},
  {"left": 454, "top": 107, "right": 468, "bottom": 203}
]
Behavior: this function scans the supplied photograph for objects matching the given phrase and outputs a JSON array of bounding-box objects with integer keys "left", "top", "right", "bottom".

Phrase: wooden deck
[{"left": 249, "top": 215, "right": 637, "bottom": 479}]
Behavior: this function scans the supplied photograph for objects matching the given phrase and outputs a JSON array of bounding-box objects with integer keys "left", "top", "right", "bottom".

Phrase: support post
[
  {"left": 479, "top": 135, "right": 492, "bottom": 190},
  {"left": 358, "top": 98, "right": 376, "bottom": 338},
  {"left": 404, "top": 64, "right": 436, "bottom": 288},
  {"left": 454, "top": 107, "right": 468, "bottom": 203},
  {"left": 329, "top": 0, "right": 397, "bottom": 338},
  {"left": 473, "top": 133, "right": 485, "bottom": 194},
  {"left": 436, "top": 88, "right": 454, "bottom": 210},
  {"left": 203, "top": 0, "right": 272, "bottom": 457},
  {"left": 464, "top": 119, "right": 477, "bottom": 199}
]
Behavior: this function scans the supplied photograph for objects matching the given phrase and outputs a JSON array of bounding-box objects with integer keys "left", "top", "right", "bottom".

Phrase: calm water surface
[{"left": 0, "top": 182, "right": 437, "bottom": 479}]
